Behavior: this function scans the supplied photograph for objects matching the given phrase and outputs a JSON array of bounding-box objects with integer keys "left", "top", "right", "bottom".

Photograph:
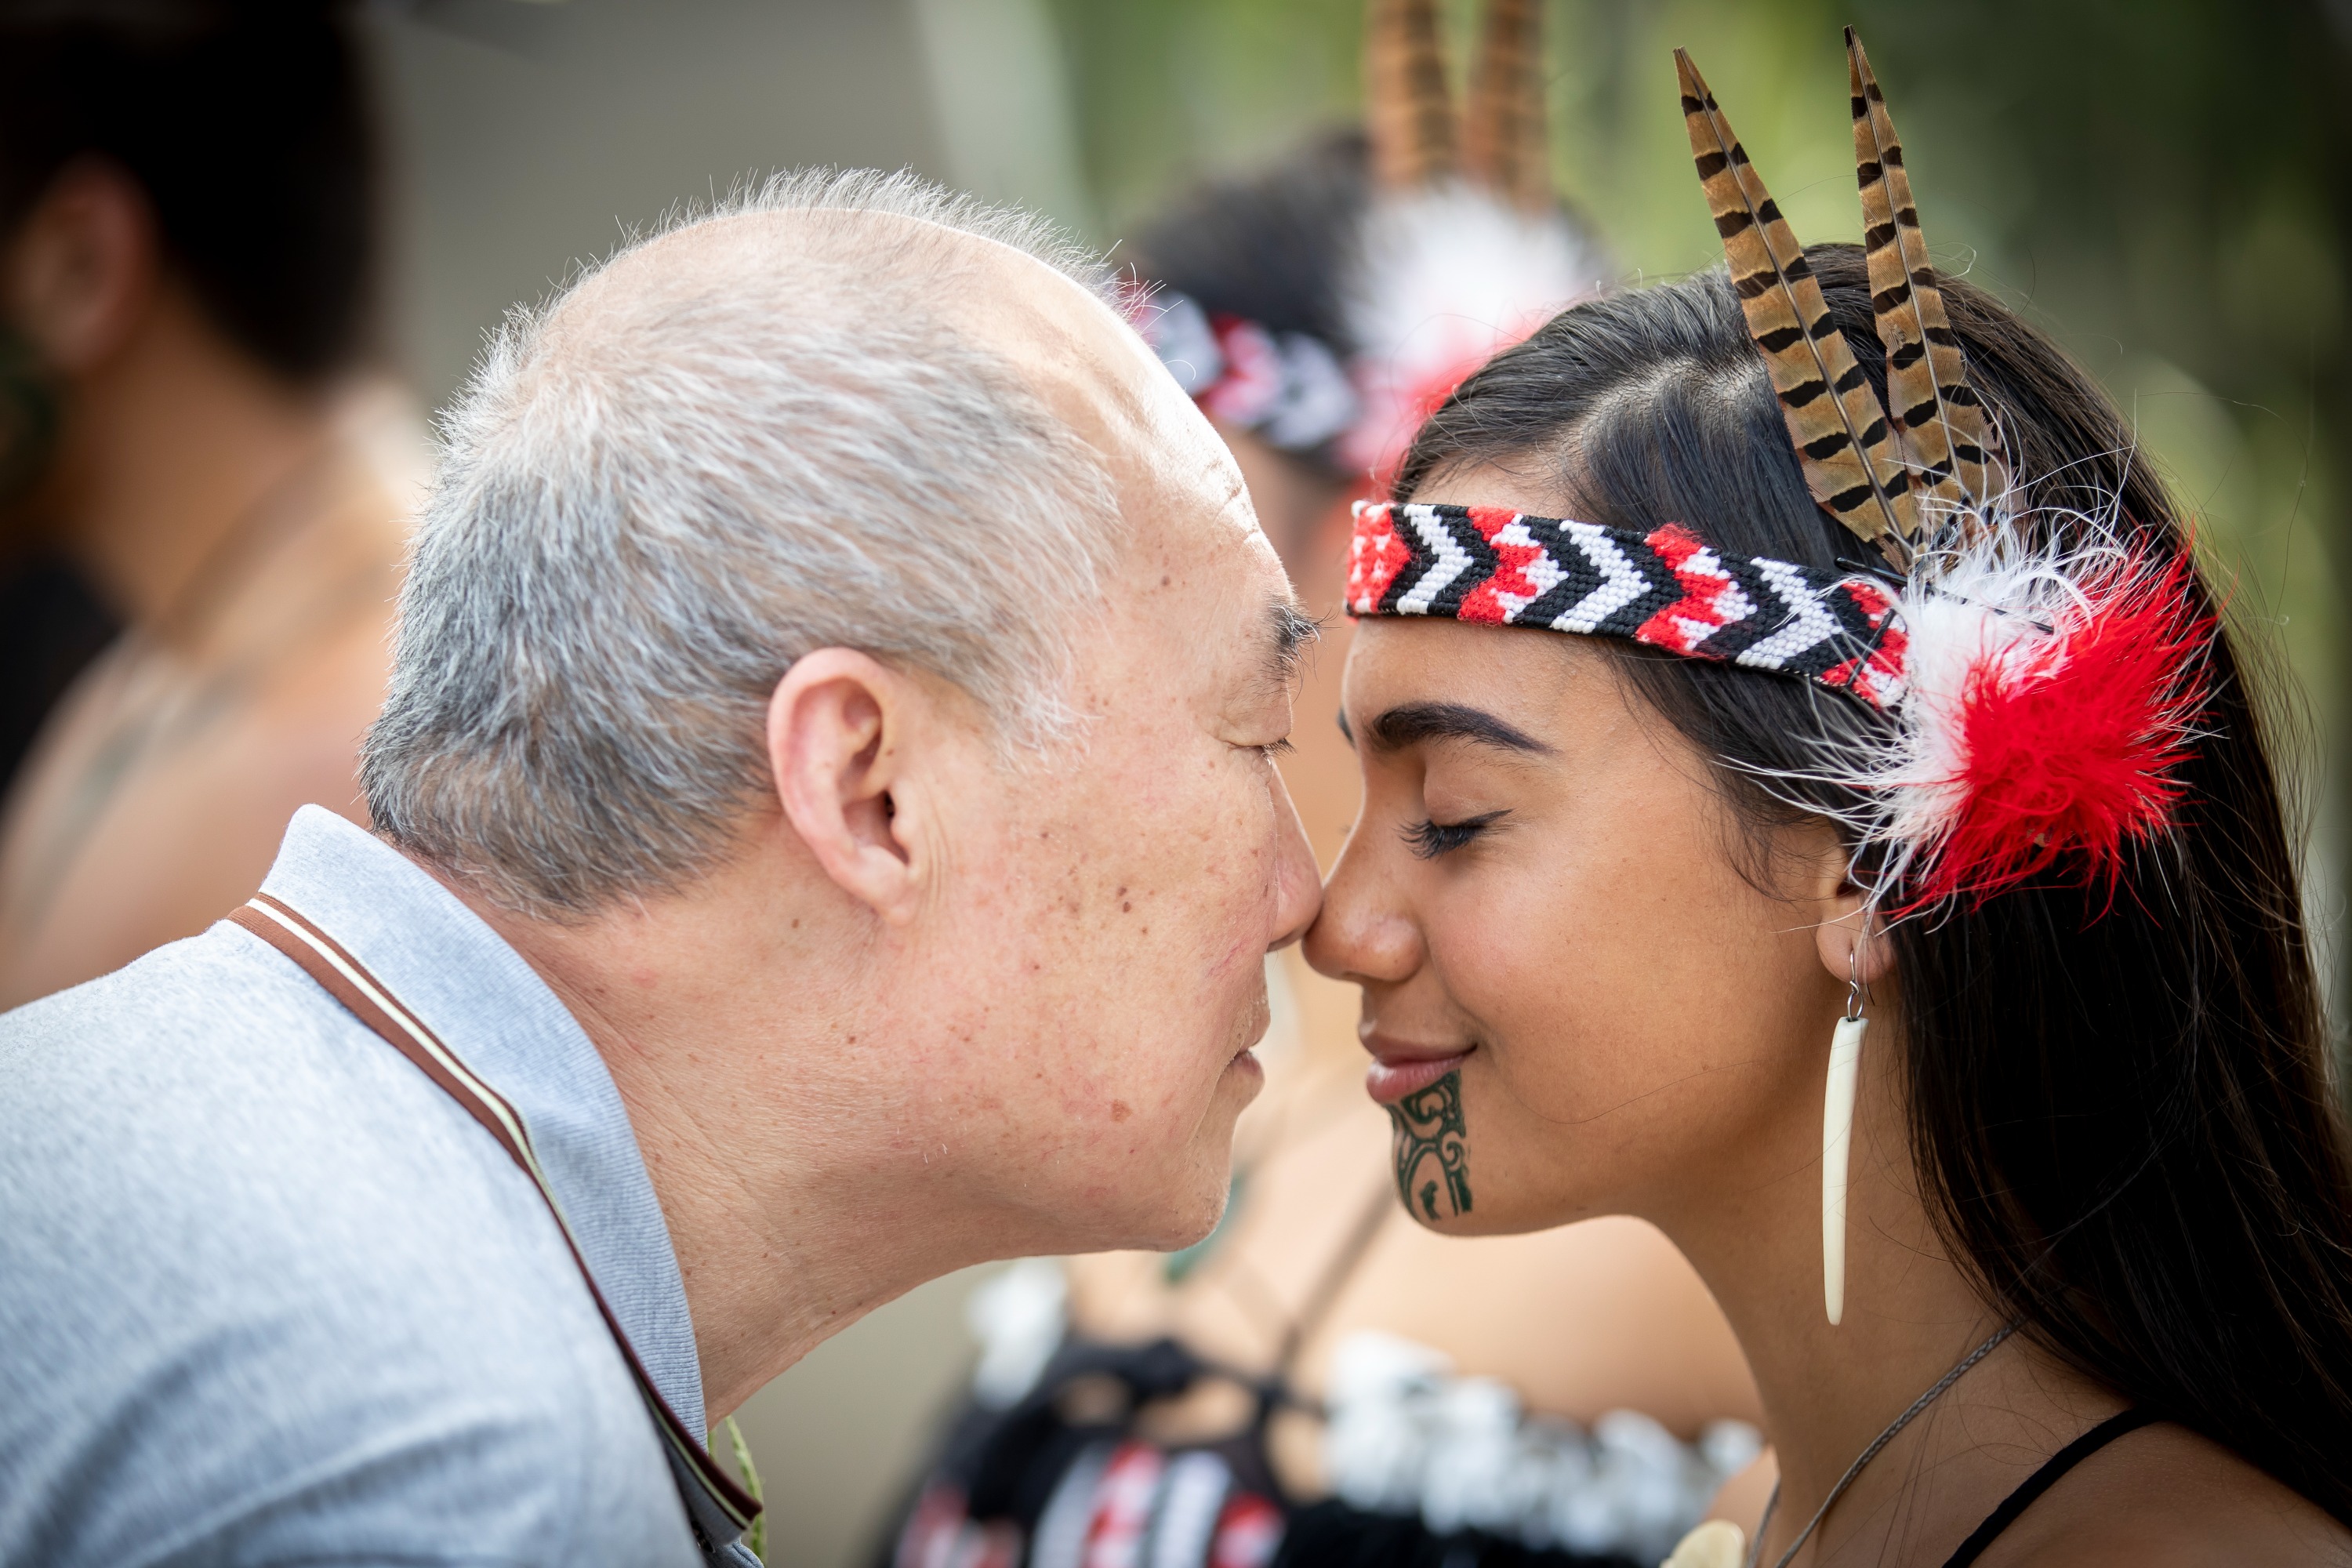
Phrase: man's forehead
[
  {"left": 1132, "top": 514, "right": 1306, "bottom": 662},
  {"left": 927, "top": 251, "right": 1253, "bottom": 561}
]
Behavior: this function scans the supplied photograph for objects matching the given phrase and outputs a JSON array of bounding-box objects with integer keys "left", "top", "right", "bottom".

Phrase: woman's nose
[{"left": 1304, "top": 826, "right": 1425, "bottom": 985}]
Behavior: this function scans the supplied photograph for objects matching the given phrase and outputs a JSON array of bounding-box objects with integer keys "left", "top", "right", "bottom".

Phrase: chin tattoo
[{"left": 1388, "top": 1069, "right": 1472, "bottom": 1221}]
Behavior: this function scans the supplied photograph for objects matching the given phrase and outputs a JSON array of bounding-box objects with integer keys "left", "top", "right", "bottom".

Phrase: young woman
[{"left": 1306, "top": 34, "right": 2352, "bottom": 1568}]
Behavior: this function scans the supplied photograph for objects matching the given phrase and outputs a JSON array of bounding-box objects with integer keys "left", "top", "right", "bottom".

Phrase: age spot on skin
[{"left": 1112, "top": 1100, "right": 1133, "bottom": 1122}]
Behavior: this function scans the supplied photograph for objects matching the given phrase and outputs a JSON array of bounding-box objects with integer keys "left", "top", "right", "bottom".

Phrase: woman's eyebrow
[{"left": 1365, "top": 702, "right": 1554, "bottom": 755}]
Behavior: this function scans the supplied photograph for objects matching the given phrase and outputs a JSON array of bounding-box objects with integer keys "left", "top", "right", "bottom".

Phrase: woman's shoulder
[{"left": 1996, "top": 1421, "right": 2349, "bottom": 1566}]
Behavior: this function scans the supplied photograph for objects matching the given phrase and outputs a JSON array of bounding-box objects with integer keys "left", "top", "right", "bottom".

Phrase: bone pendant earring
[{"left": 1822, "top": 951, "right": 1867, "bottom": 1325}]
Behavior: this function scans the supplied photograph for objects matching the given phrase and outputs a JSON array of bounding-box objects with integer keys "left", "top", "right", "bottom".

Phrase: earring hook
[{"left": 1846, "top": 943, "right": 1867, "bottom": 1022}]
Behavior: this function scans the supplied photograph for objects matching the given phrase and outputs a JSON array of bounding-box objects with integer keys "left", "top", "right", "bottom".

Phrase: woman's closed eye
[{"left": 1404, "top": 809, "right": 1508, "bottom": 859}]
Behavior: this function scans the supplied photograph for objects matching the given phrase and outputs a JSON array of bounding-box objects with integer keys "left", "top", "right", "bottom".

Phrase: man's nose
[
  {"left": 1265, "top": 768, "right": 1322, "bottom": 951},
  {"left": 1302, "top": 821, "right": 1423, "bottom": 985}
]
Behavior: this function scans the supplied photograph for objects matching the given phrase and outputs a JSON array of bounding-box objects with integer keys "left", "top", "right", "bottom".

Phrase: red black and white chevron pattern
[{"left": 1347, "top": 501, "right": 1909, "bottom": 709}]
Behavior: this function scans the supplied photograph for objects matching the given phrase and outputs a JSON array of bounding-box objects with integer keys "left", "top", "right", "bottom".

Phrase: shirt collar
[{"left": 256, "top": 806, "right": 709, "bottom": 1435}]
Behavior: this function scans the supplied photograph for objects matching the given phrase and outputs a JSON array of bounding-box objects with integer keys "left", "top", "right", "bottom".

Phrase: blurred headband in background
[{"left": 1131, "top": 0, "right": 1609, "bottom": 485}]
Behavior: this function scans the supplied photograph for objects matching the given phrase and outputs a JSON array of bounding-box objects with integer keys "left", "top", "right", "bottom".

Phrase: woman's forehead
[
  {"left": 1410, "top": 461, "right": 1572, "bottom": 519},
  {"left": 1341, "top": 619, "right": 1614, "bottom": 746}
]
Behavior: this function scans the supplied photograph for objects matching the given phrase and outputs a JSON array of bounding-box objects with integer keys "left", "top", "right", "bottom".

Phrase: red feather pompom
[{"left": 1911, "top": 550, "right": 2212, "bottom": 908}]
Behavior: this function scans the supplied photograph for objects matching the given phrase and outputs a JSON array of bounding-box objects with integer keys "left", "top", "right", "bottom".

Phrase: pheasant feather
[
  {"left": 1677, "top": 48, "right": 1916, "bottom": 557},
  {"left": 1367, "top": 0, "right": 1455, "bottom": 191},
  {"left": 1465, "top": 0, "right": 1549, "bottom": 212},
  {"left": 1846, "top": 29, "right": 2006, "bottom": 522}
]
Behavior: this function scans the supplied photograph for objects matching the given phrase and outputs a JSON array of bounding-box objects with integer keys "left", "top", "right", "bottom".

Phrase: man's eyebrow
[
  {"left": 1263, "top": 600, "right": 1320, "bottom": 686},
  {"left": 1364, "top": 702, "right": 1553, "bottom": 756}
]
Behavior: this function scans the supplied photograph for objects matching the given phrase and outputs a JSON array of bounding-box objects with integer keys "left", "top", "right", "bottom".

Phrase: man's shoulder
[
  {"left": 0, "top": 924, "right": 699, "bottom": 1566},
  {"left": 0, "top": 920, "right": 520, "bottom": 1254},
  {"left": 1, "top": 916, "right": 342, "bottom": 1084},
  {"left": 0, "top": 915, "right": 591, "bottom": 1362}
]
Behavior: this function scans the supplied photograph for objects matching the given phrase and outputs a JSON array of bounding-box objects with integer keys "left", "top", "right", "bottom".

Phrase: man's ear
[
  {"left": 766, "top": 649, "right": 932, "bottom": 924},
  {"left": 6, "top": 159, "right": 157, "bottom": 373}
]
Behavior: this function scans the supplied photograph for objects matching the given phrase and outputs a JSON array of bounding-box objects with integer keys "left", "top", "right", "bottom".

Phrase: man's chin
[
  {"left": 1131, "top": 1060, "right": 1262, "bottom": 1250},
  {"left": 1142, "top": 1175, "right": 1239, "bottom": 1254}
]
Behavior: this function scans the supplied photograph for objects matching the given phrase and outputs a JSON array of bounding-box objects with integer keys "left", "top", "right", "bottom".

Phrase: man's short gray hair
[{"left": 361, "top": 169, "right": 1123, "bottom": 919}]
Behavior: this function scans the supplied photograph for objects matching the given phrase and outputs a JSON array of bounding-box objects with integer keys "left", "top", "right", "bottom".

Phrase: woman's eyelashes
[{"left": 1404, "top": 809, "right": 1508, "bottom": 859}]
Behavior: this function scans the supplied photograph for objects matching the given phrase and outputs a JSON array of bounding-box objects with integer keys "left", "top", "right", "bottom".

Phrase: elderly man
[{"left": 0, "top": 172, "right": 1319, "bottom": 1566}]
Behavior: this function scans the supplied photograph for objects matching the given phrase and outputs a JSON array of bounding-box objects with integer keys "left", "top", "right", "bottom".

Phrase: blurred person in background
[
  {"left": 883, "top": 7, "right": 1767, "bottom": 1567},
  {"left": 0, "top": 0, "right": 423, "bottom": 1008}
]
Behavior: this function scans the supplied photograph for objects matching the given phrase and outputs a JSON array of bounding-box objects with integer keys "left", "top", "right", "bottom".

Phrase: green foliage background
[{"left": 1047, "top": 0, "right": 2352, "bottom": 1029}]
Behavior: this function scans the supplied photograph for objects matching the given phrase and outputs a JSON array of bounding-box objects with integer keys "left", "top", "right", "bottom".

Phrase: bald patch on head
[
  {"left": 577, "top": 206, "right": 1023, "bottom": 308},
  {"left": 558, "top": 202, "right": 1250, "bottom": 550}
]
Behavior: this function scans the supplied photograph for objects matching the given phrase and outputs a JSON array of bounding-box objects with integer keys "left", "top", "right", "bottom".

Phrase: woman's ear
[
  {"left": 1814, "top": 885, "right": 1895, "bottom": 992},
  {"left": 1790, "top": 822, "right": 1893, "bottom": 991},
  {"left": 766, "top": 648, "right": 931, "bottom": 924},
  {"left": 1788, "top": 827, "right": 1900, "bottom": 987}
]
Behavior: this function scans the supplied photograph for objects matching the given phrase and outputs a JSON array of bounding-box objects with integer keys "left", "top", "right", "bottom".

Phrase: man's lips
[{"left": 1363, "top": 1036, "right": 1472, "bottom": 1104}]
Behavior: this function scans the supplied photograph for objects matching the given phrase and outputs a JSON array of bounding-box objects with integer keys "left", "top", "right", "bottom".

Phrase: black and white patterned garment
[{"left": 879, "top": 1263, "right": 1759, "bottom": 1568}]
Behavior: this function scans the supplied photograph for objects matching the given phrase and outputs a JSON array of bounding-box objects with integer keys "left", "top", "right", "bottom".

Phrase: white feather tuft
[
  {"left": 1868, "top": 528, "right": 2125, "bottom": 884},
  {"left": 1751, "top": 492, "right": 2201, "bottom": 912},
  {"left": 1341, "top": 183, "right": 1610, "bottom": 478}
]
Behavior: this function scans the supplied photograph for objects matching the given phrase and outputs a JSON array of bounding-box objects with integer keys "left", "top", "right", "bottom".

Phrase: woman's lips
[{"left": 1363, "top": 1039, "right": 1473, "bottom": 1104}]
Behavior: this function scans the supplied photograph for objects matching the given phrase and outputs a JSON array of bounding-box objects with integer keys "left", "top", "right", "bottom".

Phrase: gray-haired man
[{"left": 0, "top": 172, "right": 1320, "bottom": 1566}]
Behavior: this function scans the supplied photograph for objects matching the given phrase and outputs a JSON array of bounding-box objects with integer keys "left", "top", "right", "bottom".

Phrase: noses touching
[
  {"left": 1304, "top": 818, "right": 1425, "bottom": 986},
  {"left": 1305, "top": 819, "right": 1458, "bottom": 1091}
]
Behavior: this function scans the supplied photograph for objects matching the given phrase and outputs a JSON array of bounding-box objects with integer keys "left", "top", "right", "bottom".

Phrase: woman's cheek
[
  {"left": 1436, "top": 902, "right": 1665, "bottom": 1138},
  {"left": 1432, "top": 866, "right": 1579, "bottom": 1058}
]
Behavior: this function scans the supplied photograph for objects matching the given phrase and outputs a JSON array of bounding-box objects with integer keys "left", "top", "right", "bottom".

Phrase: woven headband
[{"left": 1346, "top": 500, "right": 1908, "bottom": 709}]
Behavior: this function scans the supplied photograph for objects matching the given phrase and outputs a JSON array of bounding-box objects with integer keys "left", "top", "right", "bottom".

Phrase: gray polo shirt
[{"left": 0, "top": 807, "right": 759, "bottom": 1566}]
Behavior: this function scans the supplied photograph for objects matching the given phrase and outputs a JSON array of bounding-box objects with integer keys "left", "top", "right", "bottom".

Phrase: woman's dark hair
[
  {"left": 1396, "top": 243, "right": 2352, "bottom": 1522},
  {"left": 1127, "top": 131, "right": 1374, "bottom": 486},
  {"left": 0, "top": 1, "right": 379, "bottom": 383},
  {"left": 1128, "top": 128, "right": 1370, "bottom": 367}
]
